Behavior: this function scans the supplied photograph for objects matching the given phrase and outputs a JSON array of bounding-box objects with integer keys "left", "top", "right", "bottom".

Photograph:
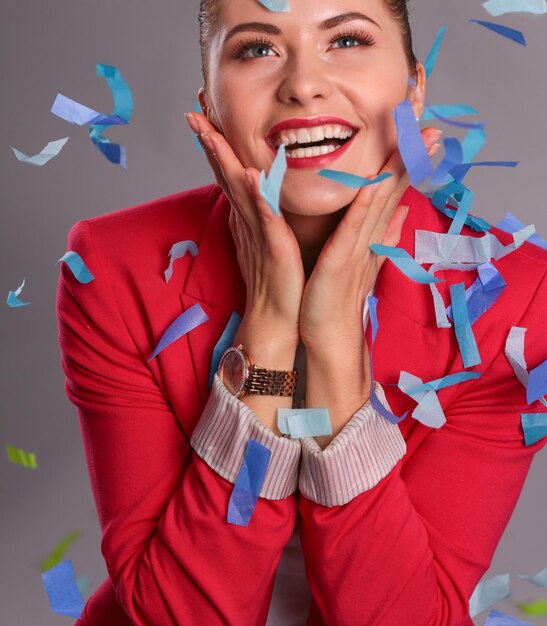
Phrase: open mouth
[{"left": 268, "top": 124, "right": 356, "bottom": 159}]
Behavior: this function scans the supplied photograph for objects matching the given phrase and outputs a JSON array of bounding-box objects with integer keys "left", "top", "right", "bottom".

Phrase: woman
[{"left": 56, "top": 0, "right": 546, "bottom": 624}]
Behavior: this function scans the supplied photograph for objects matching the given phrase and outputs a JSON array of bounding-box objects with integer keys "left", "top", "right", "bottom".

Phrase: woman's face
[{"left": 204, "top": 0, "right": 424, "bottom": 216}]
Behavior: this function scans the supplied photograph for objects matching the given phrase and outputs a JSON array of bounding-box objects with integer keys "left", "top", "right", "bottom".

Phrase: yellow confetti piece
[
  {"left": 517, "top": 599, "right": 547, "bottom": 617},
  {"left": 5, "top": 444, "right": 37, "bottom": 468},
  {"left": 40, "top": 531, "right": 82, "bottom": 573}
]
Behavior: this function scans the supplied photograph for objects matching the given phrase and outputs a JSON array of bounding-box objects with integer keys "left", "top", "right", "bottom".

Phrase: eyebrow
[{"left": 224, "top": 11, "right": 381, "bottom": 43}]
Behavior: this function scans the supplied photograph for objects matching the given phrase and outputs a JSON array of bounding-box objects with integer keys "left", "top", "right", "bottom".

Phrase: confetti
[
  {"left": 484, "top": 609, "right": 532, "bottom": 626},
  {"left": 257, "top": 0, "right": 290, "bottom": 11},
  {"left": 148, "top": 303, "right": 209, "bottom": 361},
  {"left": 497, "top": 212, "right": 547, "bottom": 250},
  {"left": 482, "top": 0, "right": 547, "bottom": 15},
  {"left": 6, "top": 444, "right": 37, "bottom": 468},
  {"left": 209, "top": 312, "right": 242, "bottom": 389},
  {"left": 277, "top": 408, "right": 332, "bottom": 438},
  {"left": 449, "top": 161, "right": 519, "bottom": 184},
  {"left": 450, "top": 282, "right": 481, "bottom": 368},
  {"left": 521, "top": 414, "right": 547, "bottom": 446},
  {"left": 393, "top": 99, "right": 434, "bottom": 185},
  {"left": 164, "top": 240, "right": 199, "bottom": 283},
  {"left": 10, "top": 137, "right": 69, "bottom": 166},
  {"left": 469, "top": 19, "right": 526, "bottom": 46},
  {"left": 51, "top": 93, "right": 127, "bottom": 126},
  {"left": 469, "top": 573, "right": 511, "bottom": 617},
  {"left": 370, "top": 244, "right": 443, "bottom": 284},
  {"left": 7, "top": 277, "right": 31, "bottom": 308},
  {"left": 40, "top": 531, "right": 81, "bottom": 573},
  {"left": 317, "top": 170, "right": 392, "bottom": 188},
  {"left": 57, "top": 251, "right": 95, "bottom": 284},
  {"left": 259, "top": 144, "right": 287, "bottom": 216},
  {"left": 517, "top": 599, "right": 547, "bottom": 617},
  {"left": 423, "top": 25, "right": 448, "bottom": 78},
  {"left": 518, "top": 566, "right": 547, "bottom": 587},
  {"left": 422, "top": 104, "right": 479, "bottom": 122},
  {"left": 41, "top": 560, "right": 85, "bottom": 619}
]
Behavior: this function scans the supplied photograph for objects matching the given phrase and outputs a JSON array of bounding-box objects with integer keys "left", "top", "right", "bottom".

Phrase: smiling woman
[{"left": 56, "top": 0, "right": 546, "bottom": 625}]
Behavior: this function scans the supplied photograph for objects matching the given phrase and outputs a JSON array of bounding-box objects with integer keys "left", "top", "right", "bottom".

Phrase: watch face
[{"left": 220, "top": 350, "right": 246, "bottom": 396}]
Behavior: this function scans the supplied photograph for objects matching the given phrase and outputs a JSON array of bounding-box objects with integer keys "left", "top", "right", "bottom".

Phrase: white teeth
[
  {"left": 288, "top": 130, "right": 298, "bottom": 144},
  {"left": 288, "top": 144, "right": 338, "bottom": 159},
  {"left": 273, "top": 124, "right": 355, "bottom": 147},
  {"left": 310, "top": 127, "right": 324, "bottom": 143},
  {"left": 332, "top": 125, "right": 342, "bottom": 139},
  {"left": 324, "top": 126, "right": 334, "bottom": 139},
  {"left": 296, "top": 128, "right": 312, "bottom": 144}
]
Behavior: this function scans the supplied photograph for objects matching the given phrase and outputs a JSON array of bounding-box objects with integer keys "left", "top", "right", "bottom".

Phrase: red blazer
[{"left": 57, "top": 184, "right": 546, "bottom": 626}]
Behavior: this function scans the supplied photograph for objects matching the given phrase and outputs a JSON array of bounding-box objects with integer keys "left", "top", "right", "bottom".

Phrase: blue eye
[
  {"left": 248, "top": 44, "right": 274, "bottom": 58},
  {"left": 333, "top": 36, "right": 361, "bottom": 49},
  {"left": 235, "top": 40, "right": 276, "bottom": 59}
]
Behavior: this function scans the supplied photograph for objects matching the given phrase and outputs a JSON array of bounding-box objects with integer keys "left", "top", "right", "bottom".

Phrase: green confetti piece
[
  {"left": 517, "top": 599, "right": 547, "bottom": 617},
  {"left": 6, "top": 444, "right": 37, "bottom": 468},
  {"left": 40, "top": 531, "right": 81, "bottom": 573}
]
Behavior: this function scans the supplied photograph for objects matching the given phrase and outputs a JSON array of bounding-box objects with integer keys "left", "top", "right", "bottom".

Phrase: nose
[{"left": 276, "top": 50, "right": 334, "bottom": 106}]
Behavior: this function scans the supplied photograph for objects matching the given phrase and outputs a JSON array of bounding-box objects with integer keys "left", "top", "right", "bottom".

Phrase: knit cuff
[
  {"left": 191, "top": 374, "right": 301, "bottom": 500},
  {"left": 298, "top": 383, "right": 406, "bottom": 506}
]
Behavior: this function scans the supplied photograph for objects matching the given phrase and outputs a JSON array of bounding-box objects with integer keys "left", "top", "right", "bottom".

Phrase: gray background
[{"left": 1, "top": 1, "right": 545, "bottom": 624}]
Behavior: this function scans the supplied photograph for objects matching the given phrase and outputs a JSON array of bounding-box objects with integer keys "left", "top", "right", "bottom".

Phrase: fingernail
[
  {"left": 201, "top": 131, "right": 215, "bottom": 152},
  {"left": 428, "top": 129, "right": 443, "bottom": 146},
  {"left": 429, "top": 142, "right": 442, "bottom": 157},
  {"left": 185, "top": 113, "right": 199, "bottom": 134}
]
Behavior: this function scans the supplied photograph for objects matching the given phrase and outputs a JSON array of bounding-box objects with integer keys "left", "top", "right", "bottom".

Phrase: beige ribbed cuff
[
  {"left": 299, "top": 383, "right": 407, "bottom": 507},
  {"left": 190, "top": 373, "right": 301, "bottom": 500}
]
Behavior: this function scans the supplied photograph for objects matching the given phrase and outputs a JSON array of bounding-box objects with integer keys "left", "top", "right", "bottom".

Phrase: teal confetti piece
[
  {"left": 227, "top": 440, "right": 271, "bottom": 527},
  {"left": 483, "top": 0, "right": 547, "bottom": 15},
  {"left": 407, "top": 371, "right": 482, "bottom": 394},
  {"left": 449, "top": 161, "right": 519, "bottom": 184},
  {"left": 317, "top": 170, "right": 392, "bottom": 188},
  {"left": 518, "top": 566, "right": 547, "bottom": 587},
  {"left": 57, "top": 251, "right": 95, "bottom": 284},
  {"left": 521, "top": 413, "right": 547, "bottom": 445},
  {"left": 447, "top": 187, "right": 475, "bottom": 236},
  {"left": 484, "top": 609, "right": 532, "bottom": 626},
  {"left": 369, "top": 244, "right": 443, "bottom": 284},
  {"left": 469, "top": 573, "right": 510, "bottom": 618},
  {"left": 450, "top": 282, "right": 481, "bottom": 368},
  {"left": 7, "top": 277, "right": 31, "bottom": 307},
  {"left": 277, "top": 408, "right": 332, "bottom": 438},
  {"left": 462, "top": 126, "right": 487, "bottom": 162},
  {"left": 469, "top": 19, "right": 526, "bottom": 46},
  {"left": 257, "top": 0, "right": 290, "bottom": 11},
  {"left": 422, "top": 104, "right": 479, "bottom": 122},
  {"left": 41, "top": 560, "right": 85, "bottom": 619},
  {"left": 209, "top": 312, "right": 242, "bottom": 389},
  {"left": 11, "top": 137, "right": 69, "bottom": 166},
  {"left": 424, "top": 25, "right": 448, "bottom": 78},
  {"left": 148, "top": 303, "right": 209, "bottom": 361},
  {"left": 259, "top": 144, "right": 287, "bottom": 216}
]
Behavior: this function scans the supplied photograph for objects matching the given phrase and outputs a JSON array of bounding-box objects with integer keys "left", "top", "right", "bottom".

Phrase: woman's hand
[
  {"left": 185, "top": 111, "right": 305, "bottom": 347},
  {"left": 299, "top": 127, "right": 442, "bottom": 350}
]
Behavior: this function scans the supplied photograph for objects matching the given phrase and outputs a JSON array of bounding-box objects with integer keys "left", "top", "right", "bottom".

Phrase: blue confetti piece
[
  {"left": 41, "top": 560, "right": 85, "bottom": 619},
  {"left": 521, "top": 413, "right": 547, "bottom": 446},
  {"left": 91, "top": 136, "right": 127, "bottom": 169},
  {"left": 148, "top": 303, "right": 209, "bottom": 361},
  {"left": 425, "top": 106, "right": 485, "bottom": 130},
  {"left": 448, "top": 187, "right": 475, "bottom": 236},
  {"left": 497, "top": 212, "right": 547, "bottom": 250},
  {"left": 483, "top": 0, "right": 547, "bottom": 16},
  {"left": 57, "top": 251, "right": 95, "bottom": 284},
  {"left": 277, "top": 408, "right": 332, "bottom": 438},
  {"left": 209, "top": 312, "right": 242, "bottom": 389},
  {"left": 370, "top": 244, "right": 443, "bottom": 284},
  {"left": 424, "top": 25, "right": 448, "bottom": 78},
  {"left": 368, "top": 296, "right": 409, "bottom": 425},
  {"left": 484, "top": 609, "right": 532, "bottom": 626},
  {"left": 408, "top": 371, "right": 482, "bottom": 394},
  {"left": 11, "top": 137, "right": 69, "bottom": 166},
  {"left": 51, "top": 93, "right": 128, "bottom": 126},
  {"left": 7, "top": 277, "right": 31, "bottom": 308},
  {"left": 431, "top": 182, "right": 491, "bottom": 232},
  {"left": 469, "top": 19, "right": 526, "bottom": 46},
  {"left": 257, "top": 0, "right": 290, "bottom": 11},
  {"left": 259, "top": 144, "right": 287, "bottom": 216},
  {"left": 462, "top": 126, "right": 487, "bottom": 162},
  {"left": 450, "top": 282, "right": 481, "bottom": 368},
  {"left": 393, "top": 99, "right": 434, "bottom": 186},
  {"left": 449, "top": 161, "right": 519, "bottom": 184},
  {"left": 317, "top": 170, "right": 392, "bottom": 188},
  {"left": 422, "top": 104, "right": 479, "bottom": 122},
  {"left": 431, "top": 137, "right": 464, "bottom": 185},
  {"left": 527, "top": 360, "right": 547, "bottom": 404},
  {"left": 164, "top": 240, "right": 199, "bottom": 283},
  {"left": 227, "top": 439, "right": 271, "bottom": 527}
]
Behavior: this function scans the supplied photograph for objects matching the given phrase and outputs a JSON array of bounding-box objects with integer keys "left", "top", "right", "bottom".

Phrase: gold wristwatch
[{"left": 217, "top": 344, "right": 298, "bottom": 399}]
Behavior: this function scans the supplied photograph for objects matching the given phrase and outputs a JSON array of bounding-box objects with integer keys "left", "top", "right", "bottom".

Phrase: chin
[{"left": 280, "top": 182, "right": 358, "bottom": 216}]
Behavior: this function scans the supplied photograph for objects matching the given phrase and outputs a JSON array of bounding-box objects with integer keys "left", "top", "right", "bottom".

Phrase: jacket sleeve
[
  {"left": 56, "top": 219, "right": 300, "bottom": 626},
  {"left": 297, "top": 282, "right": 546, "bottom": 626}
]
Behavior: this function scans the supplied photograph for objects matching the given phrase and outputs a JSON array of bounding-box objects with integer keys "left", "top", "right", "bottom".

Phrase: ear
[
  {"left": 197, "top": 86, "right": 223, "bottom": 133},
  {"left": 408, "top": 62, "right": 426, "bottom": 122}
]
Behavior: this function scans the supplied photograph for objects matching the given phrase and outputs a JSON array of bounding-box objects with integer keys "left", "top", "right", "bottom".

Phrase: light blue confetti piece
[
  {"left": 431, "top": 137, "right": 464, "bottom": 185},
  {"left": 450, "top": 282, "right": 481, "bottom": 368},
  {"left": 393, "top": 99, "right": 434, "bottom": 186},
  {"left": 257, "top": 0, "right": 290, "bottom": 11},
  {"left": 398, "top": 371, "right": 447, "bottom": 428},
  {"left": 483, "top": 0, "right": 547, "bottom": 16},
  {"left": 518, "top": 566, "right": 547, "bottom": 587},
  {"left": 415, "top": 230, "right": 491, "bottom": 264},
  {"left": 484, "top": 609, "right": 532, "bottom": 626},
  {"left": 41, "top": 560, "right": 85, "bottom": 619},
  {"left": 425, "top": 106, "right": 485, "bottom": 130},
  {"left": 259, "top": 144, "right": 287, "bottom": 216},
  {"left": 422, "top": 104, "right": 479, "bottom": 122},
  {"left": 490, "top": 225, "right": 534, "bottom": 260},
  {"left": 424, "top": 25, "right": 448, "bottom": 78},
  {"left": 277, "top": 408, "right": 332, "bottom": 438},
  {"left": 7, "top": 277, "right": 31, "bottom": 308},
  {"left": 209, "top": 312, "right": 242, "bottom": 389},
  {"left": 148, "top": 303, "right": 209, "bottom": 362},
  {"left": 527, "top": 360, "right": 547, "bottom": 404},
  {"left": 317, "top": 170, "right": 392, "bottom": 188},
  {"left": 164, "top": 240, "right": 199, "bottom": 283},
  {"left": 449, "top": 161, "right": 519, "bottom": 184},
  {"left": 497, "top": 212, "right": 547, "bottom": 250},
  {"left": 227, "top": 439, "right": 271, "bottom": 527},
  {"left": 505, "top": 327, "right": 529, "bottom": 388},
  {"left": 469, "top": 573, "right": 511, "bottom": 618},
  {"left": 428, "top": 261, "right": 481, "bottom": 328},
  {"left": 469, "top": 19, "right": 526, "bottom": 46},
  {"left": 368, "top": 296, "right": 409, "bottom": 425},
  {"left": 57, "top": 251, "right": 95, "bottom": 284},
  {"left": 446, "top": 262, "right": 506, "bottom": 325},
  {"left": 369, "top": 244, "right": 443, "bottom": 284},
  {"left": 448, "top": 187, "right": 475, "bottom": 236},
  {"left": 11, "top": 137, "right": 69, "bottom": 166},
  {"left": 51, "top": 94, "right": 127, "bottom": 126},
  {"left": 462, "top": 126, "right": 487, "bottom": 163},
  {"left": 520, "top": 414, "right": 547, "bottom": 446}
]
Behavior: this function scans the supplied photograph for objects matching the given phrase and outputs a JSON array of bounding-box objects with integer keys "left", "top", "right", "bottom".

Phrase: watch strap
[{"left": 246, "top": 365, "right": 298, "bottom": 397}]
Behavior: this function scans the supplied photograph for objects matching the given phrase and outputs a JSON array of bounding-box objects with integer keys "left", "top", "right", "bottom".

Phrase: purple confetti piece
[
  {"left": 527, "top": 360, "right": 547, "bottom": 404},
  {"left": 393, "top": 99, "right": 434, "bottom": 186},
  {"left": 41, "top": 560, "right": 85, "bottom": 619},
  {"left": 484, "top": 609, "right": 532, "bottom": 626},
  {"left": 449, "top": 161, "right": 519, "bottom": 184},
  {"left": 147, "top": 303, "right": 209, "bottom": 361}
]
